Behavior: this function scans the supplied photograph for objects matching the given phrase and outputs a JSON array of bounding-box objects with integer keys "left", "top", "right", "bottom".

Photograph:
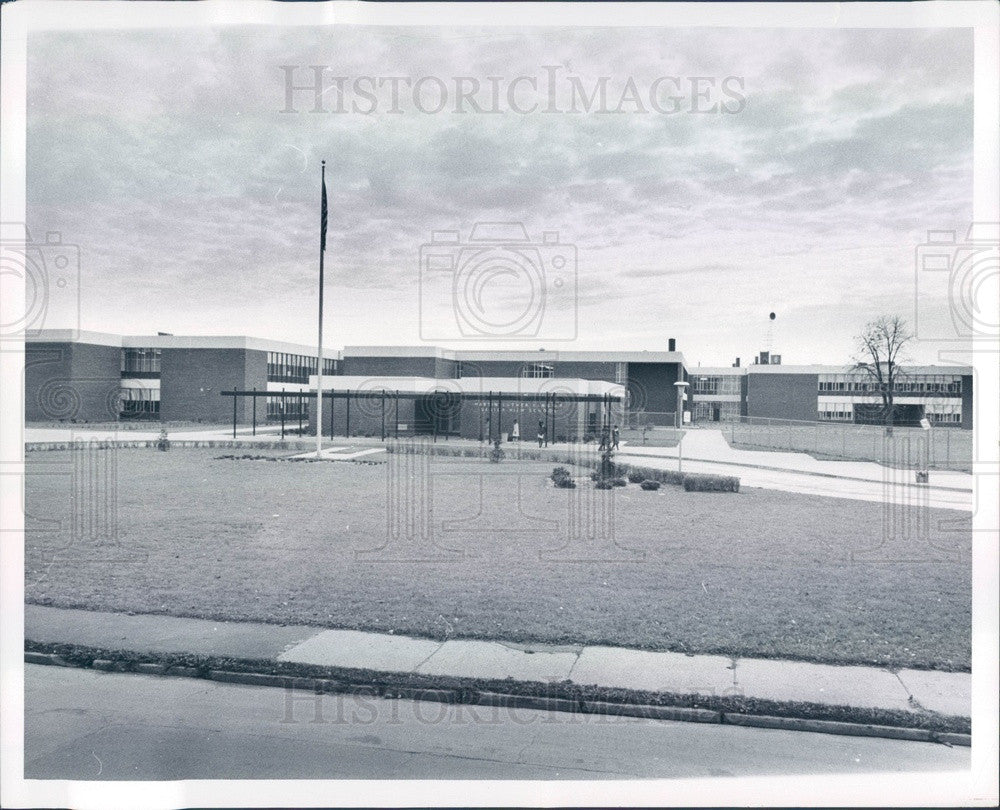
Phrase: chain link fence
[{"left": 724, "top": 415, "right": 971, "bottom": 471}]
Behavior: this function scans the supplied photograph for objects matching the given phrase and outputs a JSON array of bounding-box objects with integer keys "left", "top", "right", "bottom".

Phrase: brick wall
[
  {"left": 746, "top": 373, "right": 819, "bottom": 422},
  {"left": 25, "top": 341, "right": 121, "bottom": 422},
  {"left": 625, "top": 362, "right": 683, "bottom": 422},
  {"left": 961, "top": 374, "right": 973, "bottom": 430},
  {"left": 340, "top": 356, "right": 443, "bottom": 378},
  {"left": 159, "top": 348, "right": 261, "bottom": 424}
]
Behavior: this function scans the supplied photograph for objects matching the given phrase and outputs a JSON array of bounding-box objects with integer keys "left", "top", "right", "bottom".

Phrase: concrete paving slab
[
  {"left": 896, "top": 668, "right": 970, "bottom": 717},
  {"left": 416, "top": 639, "right": 579, "bottom": 682},
  {"left": 25, "top": 604, "right": 314, "bottom": 659},
  {"left": 734, "top": 658, "right": 912, "bottom": 711},
  {"left": 337, "top": 448, "right": 386, "bottom": 459},
  {"left": 569, "top": 646, "right": 736, "bottom": 695},
  {"left": 288, "top": 447, "right": 348, "bottom": 458},
  {"left": 278, "top": 629, "right": 441, "bottom": 672}
]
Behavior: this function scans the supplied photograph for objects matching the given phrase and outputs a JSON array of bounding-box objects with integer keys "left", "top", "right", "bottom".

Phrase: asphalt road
[{"left": 22, "top": 665, "right": 969, "bottom": 780}]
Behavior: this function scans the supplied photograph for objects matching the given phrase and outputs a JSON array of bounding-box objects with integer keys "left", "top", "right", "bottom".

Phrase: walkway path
[
  {"left": 626, "top": 429, "right": 972, "bottom": 489},
  {"left": 25, "top": 605, "right": 970, "bottom": 722}
]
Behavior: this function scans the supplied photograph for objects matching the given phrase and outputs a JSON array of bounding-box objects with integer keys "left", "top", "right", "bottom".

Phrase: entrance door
[{"left": 415, "top": 394, "right": 461, "bottom": 435}]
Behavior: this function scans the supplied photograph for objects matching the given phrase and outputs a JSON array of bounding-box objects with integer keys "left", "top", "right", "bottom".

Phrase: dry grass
[{"left": 25, "top": 448, "right": 971, "bottom": 670}]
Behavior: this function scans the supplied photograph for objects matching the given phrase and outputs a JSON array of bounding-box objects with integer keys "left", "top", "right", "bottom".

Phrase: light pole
[
  {"left": 674, "top": 380, "right": 689, "bottom": 472},
  {"left": 917, "top": 416, "right": 931, "bottom": 483},
  {"left": 674, "top": 380, "right": 688, "bottom": 429}
]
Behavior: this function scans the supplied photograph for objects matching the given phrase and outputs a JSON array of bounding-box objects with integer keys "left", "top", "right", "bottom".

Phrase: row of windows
[
  {"left": 266, "top": 398, "right": 309, "bottom": 418},
  {"left": 692, "top": 401, "right": 740, "bottom": 421},
  {"left": 819, "top": 409, "right": 962, "bottom": 422},
  {"left": 267, "top": 352, "right": 336, "bottom": 384},
  {"left": 817, "top": 376, "right": 962, "bottom": 394},
  {"left": 520, "top": 363, "right": 554, "bottom": 379},
  {"left": 121, "top": 400, "right": 160, "bottom": 416},
  {"left": 122, "top": 348, "right": 338, "bottom": 382},
  {"left": 119, "top": 387, "right": 160, "bottom": 402},
  {"left": 691, "top": 376, "right": 742, "bottom": 396},
  {"left": 121, "top": 348, "right": 161, "bottom": 375}
]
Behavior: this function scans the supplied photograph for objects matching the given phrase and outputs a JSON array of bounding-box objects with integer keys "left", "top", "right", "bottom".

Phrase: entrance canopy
[{"left": 308, "top": 375, "right": 625, "bottom": 399}]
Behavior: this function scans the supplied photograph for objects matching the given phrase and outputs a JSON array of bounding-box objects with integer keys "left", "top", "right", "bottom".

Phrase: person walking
[
  {"left": 511, "top": 420, "right": 520, "bottom": 443},
  {"left": 599, "top": 424, "right": 609, "bottom": 451},
  {"left": 537, "top": 419, "right": 545, "bottom": 448},
  {"left": 612, "top": 424, "right": 620, "bottom": 450}
]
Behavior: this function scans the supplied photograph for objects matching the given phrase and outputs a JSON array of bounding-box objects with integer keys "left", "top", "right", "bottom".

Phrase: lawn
[{"left": 24, "top": 448, "right": 971, "bottom": 671}]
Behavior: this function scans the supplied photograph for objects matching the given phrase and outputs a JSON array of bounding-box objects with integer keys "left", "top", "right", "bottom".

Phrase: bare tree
[{"left": 852, "top": 315, "right": 913, "bottom": 429}]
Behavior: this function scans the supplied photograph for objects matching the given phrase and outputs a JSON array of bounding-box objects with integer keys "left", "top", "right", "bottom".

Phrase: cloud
[{"left": 25, "top": 25, "right": 974, "bottom": 364}]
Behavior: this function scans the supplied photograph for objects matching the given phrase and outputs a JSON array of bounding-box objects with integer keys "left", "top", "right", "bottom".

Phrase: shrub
[
  {"left": 594, "top": 479, "right": 613, "bottom": 490},
  {"left": 551, "top": 466, "right": 572, "bottom": 483},
  {"left": 611, "top": 477, "right": 627, "bottom": 487},
  {"left": 652, "top": 469, "right": 687, "bottom": 487},
  {"left": 627, "top": 470, "right": 645, "bottom": 484},
  {"left": 683, "top": 473, "right": 740, "bottom": 492},
  {"left": 553, "top": 477, "right": 576, "bottom": 489},
  {"left": 640, "top": 479, "right": 661, "bottom": 490}
]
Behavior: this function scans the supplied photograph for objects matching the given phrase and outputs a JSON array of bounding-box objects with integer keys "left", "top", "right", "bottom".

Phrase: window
[
  {"left": 119, "top": 385, "right": 160, "bottom": 418},
  {"left": 692, "top": 375, "right": 740, "bottom": 396},
  {"left": 692, "top": 377, "right": 718, "bottom": 395},
  {"left": 267, "top": 396, "right": 308, "bottom": 418},
  {"left": 521, "top": 363, "right": 554, "bottom": 379},
  {"left": 693, "top": 401, "right": 739, "bottom": 422},
  {"left": 121, "top": 348, "right": 161, "bottom": 376},
  {"left": 267, "top": 352, "right": 334, "bottom": 383}
]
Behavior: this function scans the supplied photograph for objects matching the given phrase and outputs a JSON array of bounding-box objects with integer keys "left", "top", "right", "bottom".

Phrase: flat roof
[
  {"left": 745, "top": 363, "right": 972, "bottom": 375},
  {"left": 310, "top": 375, "right": 625, "bottom": 397},
  {"left": 688, "top": 366, "right": 747, "bottom": 376},
  {"left": 343, "top": 345, "right": 686, "bottom": 364},
  {"left": 27, "top": 330, "right": 341, "bottom": 358},
  {"left": 26, "top": 329, "right": 124, "bottom": 347}
]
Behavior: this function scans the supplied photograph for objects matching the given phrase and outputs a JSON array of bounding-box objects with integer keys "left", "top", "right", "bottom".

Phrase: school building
[{"left": 23, "top": 331, "right": 973, "bottom": 433}]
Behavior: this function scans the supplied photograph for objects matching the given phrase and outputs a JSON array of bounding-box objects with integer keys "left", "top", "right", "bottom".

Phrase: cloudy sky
[{"left": 27, "top": 25, "right": 973, "bottom": 365}]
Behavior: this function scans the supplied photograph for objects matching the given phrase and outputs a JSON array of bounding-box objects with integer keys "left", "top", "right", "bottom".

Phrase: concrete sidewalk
[
  {"left": 25, "top": 604, "right": 969, "bottom": 722},
  {"left": 625, "top": 429, "right": 973, "bottom": 489},
  {"left": 614, "top": 449, "right": 973, "bottom": 511}
]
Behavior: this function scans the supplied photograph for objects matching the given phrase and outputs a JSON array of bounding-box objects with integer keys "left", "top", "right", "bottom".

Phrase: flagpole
[{"left": 316, "top": 160, "right": 326, "bottom": 458}]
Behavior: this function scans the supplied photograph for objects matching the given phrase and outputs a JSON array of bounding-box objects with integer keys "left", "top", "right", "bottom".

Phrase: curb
[{"left": 23, "top": 650, "right": 969, "bottom": 747}]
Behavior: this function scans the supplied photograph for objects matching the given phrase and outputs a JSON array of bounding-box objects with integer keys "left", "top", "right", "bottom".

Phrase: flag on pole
[{"left": 320, "top": 170, "right": 328, "bottom": 253}]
